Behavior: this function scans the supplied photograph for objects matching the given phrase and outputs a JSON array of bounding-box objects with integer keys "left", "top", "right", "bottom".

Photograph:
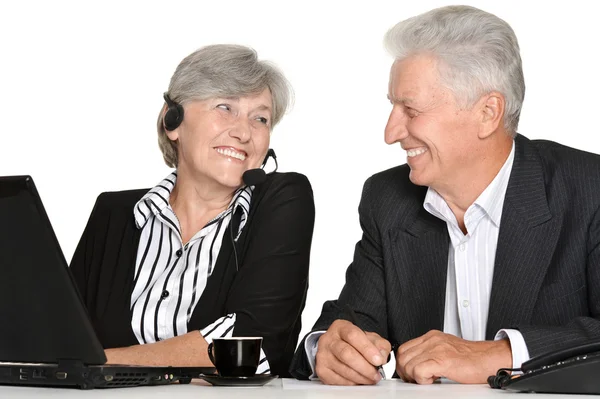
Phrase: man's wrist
[
  {"left": 488, "top": 338, "right": 513, "bottom": 370},
  {"left": 305, "top": 331, "right": 326, "bottom": 379},
  {"left": 495, "top": 329, "right": 530, "bottom": 370}
]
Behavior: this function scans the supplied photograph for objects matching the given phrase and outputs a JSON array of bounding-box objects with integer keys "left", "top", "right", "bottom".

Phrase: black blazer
[
  {"left": 291, "top": 134, "right": 600, "bottom": 378},
  {"left": 70, "top": 172, "right": 315, "bottom": 377}
]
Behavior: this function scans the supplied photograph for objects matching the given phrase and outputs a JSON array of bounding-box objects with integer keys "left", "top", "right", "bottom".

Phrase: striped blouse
[{"left": 130, "top": 171, "right": 269, "bottom": 373}]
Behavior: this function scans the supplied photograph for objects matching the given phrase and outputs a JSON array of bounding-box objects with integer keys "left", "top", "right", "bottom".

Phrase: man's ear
[{"left": 478, "top": 91, "right": 505, "bottom": 139}]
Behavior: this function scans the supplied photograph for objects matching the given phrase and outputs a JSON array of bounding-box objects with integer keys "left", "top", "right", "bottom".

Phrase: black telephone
[{"left": 488, "top": 340, "right": 600, "bottom": 394}]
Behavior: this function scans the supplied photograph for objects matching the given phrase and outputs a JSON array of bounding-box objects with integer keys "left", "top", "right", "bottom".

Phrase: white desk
[{"left": 0, "top": 378, "right": 587, "bottom": 398}]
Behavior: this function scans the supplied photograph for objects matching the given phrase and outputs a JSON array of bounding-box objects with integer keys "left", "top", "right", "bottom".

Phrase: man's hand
[
  {"left": 315, "top": 319, "right": 391, "bottom": 385},
  {"left": 395, "top": 330, "right": 512, "bottom": 384}
]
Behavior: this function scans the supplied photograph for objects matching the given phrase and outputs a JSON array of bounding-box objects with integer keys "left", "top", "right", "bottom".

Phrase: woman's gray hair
[
  {"left": 384, "top": 5, "right": 524, "bottom": 135},
  {"left": 157, "top": 44, "right": 293, "bottom": 168}
]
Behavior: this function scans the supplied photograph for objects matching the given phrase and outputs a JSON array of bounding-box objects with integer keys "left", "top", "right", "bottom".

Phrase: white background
[{"left": 1, "top": 0, "right": 599, "bottom": 377}]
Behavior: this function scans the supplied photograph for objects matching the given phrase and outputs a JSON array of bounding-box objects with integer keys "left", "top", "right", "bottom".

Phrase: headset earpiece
[{"left": 163, "top": 92, "right": 184, "bottom": 131}]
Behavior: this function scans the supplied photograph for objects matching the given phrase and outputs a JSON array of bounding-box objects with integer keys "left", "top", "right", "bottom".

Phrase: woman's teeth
[{"left": 216, "top": 148, "right": 246, "bottom": 161}]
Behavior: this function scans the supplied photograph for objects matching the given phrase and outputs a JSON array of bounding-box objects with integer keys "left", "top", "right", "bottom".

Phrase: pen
[{"left": 344, "top": 305, "right": 387, "bottom": 380}]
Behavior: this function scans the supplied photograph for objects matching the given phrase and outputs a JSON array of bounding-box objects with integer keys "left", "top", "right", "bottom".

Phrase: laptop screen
[{"left": 0, "top": 176, "right": 106, "bottom": 365}]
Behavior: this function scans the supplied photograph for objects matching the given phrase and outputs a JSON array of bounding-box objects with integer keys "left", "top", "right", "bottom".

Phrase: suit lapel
[
  {"left": 486, "top": 135, "right": 560, "bottom": 338},
  {"left": 390, "top": 197, "right": 449, "bottom": 338}
]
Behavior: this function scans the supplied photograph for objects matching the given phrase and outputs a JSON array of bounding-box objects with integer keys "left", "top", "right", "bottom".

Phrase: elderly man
[{"left": 290, "top": 5, "right": 600, "bottom": 385}]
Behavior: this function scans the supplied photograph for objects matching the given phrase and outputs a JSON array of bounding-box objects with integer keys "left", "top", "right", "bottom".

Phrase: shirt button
[
  {"left": 459, "top": 244, "right": 466, "bottom": 252},
  {"left": 462, "top": 299, "right": 470, "bottom": 308},
  {"left": 176, "top": 249, "right": 183, "bottom": 257},
  {"left": 161, "top": 290, "right": 169, "bottom": 299}
]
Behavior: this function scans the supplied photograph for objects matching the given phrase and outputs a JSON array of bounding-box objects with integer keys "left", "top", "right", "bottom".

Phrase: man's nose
[{"left": 384, "top": 110, "right": 409, "bottom": 144}]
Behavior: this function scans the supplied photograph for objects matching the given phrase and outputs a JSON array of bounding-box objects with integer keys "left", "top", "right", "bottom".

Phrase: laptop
[{"left": 0, "top": 175, "right": 215, "bottom": 389}]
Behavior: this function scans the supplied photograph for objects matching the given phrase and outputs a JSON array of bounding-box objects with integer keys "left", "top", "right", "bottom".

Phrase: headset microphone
[
  {"left": 242, "top": 169, "right": 267, "bottom": 186},
  {"left": 233, "top": 148, "right": 277, "bottom": 271},
  {"left": 242, "top": 149, "right": 278, "bottom": 186},
  {"left": 263, "top": 148, "right": 276, "bottom": 166}
]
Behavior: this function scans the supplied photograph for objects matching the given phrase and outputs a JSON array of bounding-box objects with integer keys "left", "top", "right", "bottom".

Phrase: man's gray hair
[
  {"left": 157, "top": 44, "right": 293, "bottom": 168},
  {"left": 384, "top": 5, "right": 524, "bottom": 135}
]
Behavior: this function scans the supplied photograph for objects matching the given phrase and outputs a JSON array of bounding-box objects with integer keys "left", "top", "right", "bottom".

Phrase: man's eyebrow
[{"left": 387, "top": 94, "right": 415, "bottom": 105}]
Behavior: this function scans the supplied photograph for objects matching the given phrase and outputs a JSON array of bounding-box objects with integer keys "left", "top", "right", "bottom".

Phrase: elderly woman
[{"left": 70, "top": 44, "right": 315, "bottom": 377}]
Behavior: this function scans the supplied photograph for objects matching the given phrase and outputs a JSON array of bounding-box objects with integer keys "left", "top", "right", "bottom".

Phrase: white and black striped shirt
[{"left": 130, "top": 172, "right": 269, "bottom": 373}]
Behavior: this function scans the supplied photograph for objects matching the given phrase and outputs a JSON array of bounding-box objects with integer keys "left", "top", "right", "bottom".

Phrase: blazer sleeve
[
  {"left": 224, "top": 173, "right": 315, "bottom": 377},
  {"left": 517, "top": 204, "right": 600, "bottom": 357},
  {"left": 290, "top": 176, "right": 389, "bottom": 379}
]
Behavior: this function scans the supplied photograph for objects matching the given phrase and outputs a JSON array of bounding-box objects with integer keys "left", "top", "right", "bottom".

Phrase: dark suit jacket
[
  {"left": 290, "top": 134, "right": 600, "bottom": 378},
  {"left": 69, "top": 172, "right": 315, "bottom": 377}
]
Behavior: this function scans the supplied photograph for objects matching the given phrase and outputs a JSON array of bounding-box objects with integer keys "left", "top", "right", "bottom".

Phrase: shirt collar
[
  {"left": 133, "top": 172, "right": 177, "bottom": 229},
  {"left": 473, "top": 140, "right": 515, "bottom": 226},
  {"left": 424, "top": 140, "right": 515, "bottom": 228},
  {"left": 133, "top": 172, "right": 253, "bottom": 237}
]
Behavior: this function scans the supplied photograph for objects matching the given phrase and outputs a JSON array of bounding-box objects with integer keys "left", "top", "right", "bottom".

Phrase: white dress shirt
[{"left": 306, "top": 140, "right": 528, "bottom": 377}]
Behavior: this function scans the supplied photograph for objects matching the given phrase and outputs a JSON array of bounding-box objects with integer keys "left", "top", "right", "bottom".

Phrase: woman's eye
[
  {"left": 256, "top": 116, "right": 269, "bottom": 125},
  {"left": 216, "top": 104, "right": 231, "bottom": 111}
]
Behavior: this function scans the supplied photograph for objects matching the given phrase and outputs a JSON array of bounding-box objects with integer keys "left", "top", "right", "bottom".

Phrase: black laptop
[{"left": 0, "top": 176, "right": 215, "bottom": 389}]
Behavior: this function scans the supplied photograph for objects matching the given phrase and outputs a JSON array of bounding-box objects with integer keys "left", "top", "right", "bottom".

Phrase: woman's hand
[{"left": 105, "top": 331, "right": 213, "bottom": 367}]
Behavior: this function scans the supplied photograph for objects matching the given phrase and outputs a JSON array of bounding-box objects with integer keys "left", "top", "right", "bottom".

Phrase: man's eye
[
  {"left": 406, "top": 108, "right": 419, "bottom": 117},
  {"left": 216, "top": 104, "right": 231, "bottom": 111}
]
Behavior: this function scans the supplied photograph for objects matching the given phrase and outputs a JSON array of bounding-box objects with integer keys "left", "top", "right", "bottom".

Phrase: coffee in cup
[{"left": 207, "top": 337, "right": 263, "bottom": 377}]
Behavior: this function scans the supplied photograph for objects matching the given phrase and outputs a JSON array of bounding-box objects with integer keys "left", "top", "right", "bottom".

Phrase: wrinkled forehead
[{"left": 387, "top": 55, "right": 443, "bottom": 99}]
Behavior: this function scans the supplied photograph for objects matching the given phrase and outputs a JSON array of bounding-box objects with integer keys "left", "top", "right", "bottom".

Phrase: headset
[
  {"left": 229, "top": 149, "right": 278, "bottom": 272},
  {"left": 163, "top": 93, "right": 184, "bottom": 131}
]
